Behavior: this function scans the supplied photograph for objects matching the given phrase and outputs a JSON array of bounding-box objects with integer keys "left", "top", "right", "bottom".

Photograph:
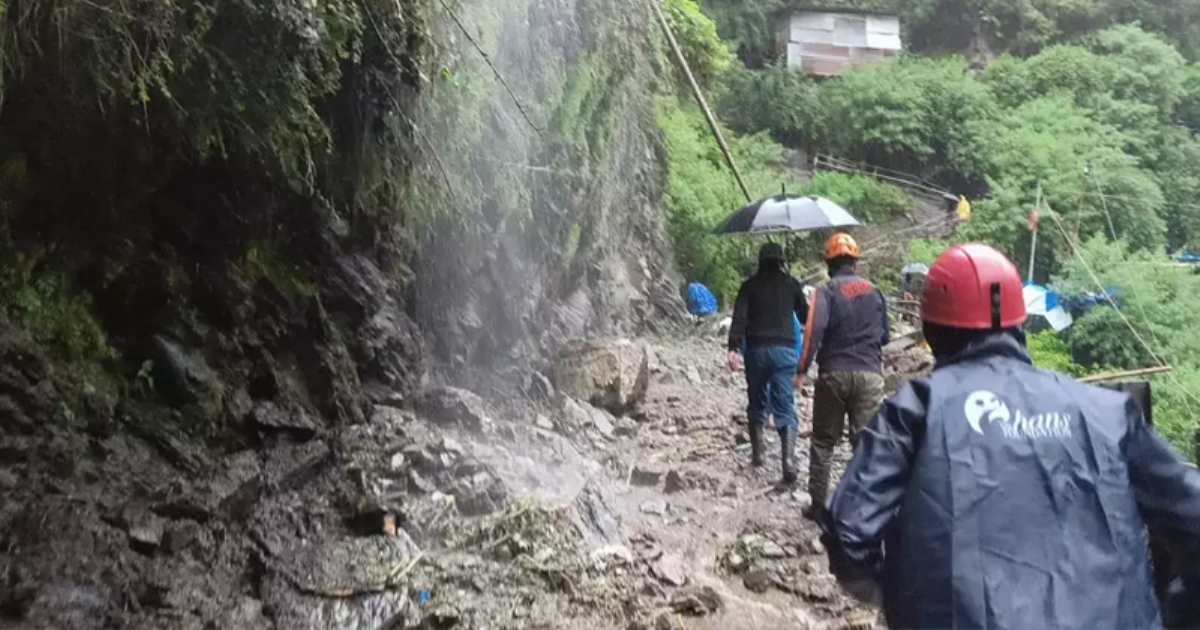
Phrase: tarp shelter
[
  {"left": 1023, "top": 282, "right": 1073, "bottom": 332},
  {"left": 1062, "top": 288, "right": 1123, "bottom": 314}
]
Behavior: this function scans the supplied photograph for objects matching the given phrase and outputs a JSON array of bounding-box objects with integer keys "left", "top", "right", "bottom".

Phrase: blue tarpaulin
[
  {"left": 687, "top": 282, "right": 718, "bottom": 317},
  {"left": 1022, "top": 282, "right": 1073, "bottom": 331},
  {"left": 1062, "top": 287, "right": 1123, "bottom": 314}
]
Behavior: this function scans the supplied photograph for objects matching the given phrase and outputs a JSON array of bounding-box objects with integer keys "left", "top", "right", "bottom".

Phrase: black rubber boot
[
  {"left": 749, "top": 420, "right": 765, "bottom": 468},
  {"left": 779, "top": 426, "right": 798, "bottom": 486}
]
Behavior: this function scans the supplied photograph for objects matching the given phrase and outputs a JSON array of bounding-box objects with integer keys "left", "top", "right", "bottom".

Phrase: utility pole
[
  {"left": 650, "top": 0, "right": 753, "bottom": 203},
  {"left": 1028, "top": 182, "right": 1041, "bottom": 283}
]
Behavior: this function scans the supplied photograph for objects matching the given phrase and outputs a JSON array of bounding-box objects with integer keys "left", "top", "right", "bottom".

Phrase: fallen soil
[
  {"left": 378, "top": 321, "right": 930, "bottom": 630},
  {"left": 0, "top": 320, "right": 931, "bottom": 630}
]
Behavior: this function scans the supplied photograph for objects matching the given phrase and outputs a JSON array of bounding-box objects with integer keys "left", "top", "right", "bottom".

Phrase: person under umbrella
[
  {"left": 818, "top": 244, "right": 1200, "bottom": 630},
  {"left": 727, "top": 243, "right": 809, "bottom": 484}
]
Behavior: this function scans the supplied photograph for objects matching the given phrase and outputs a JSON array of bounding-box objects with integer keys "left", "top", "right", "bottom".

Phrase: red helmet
[{"left": 920, "top": 244, "right": 1027, "bottom": 330}]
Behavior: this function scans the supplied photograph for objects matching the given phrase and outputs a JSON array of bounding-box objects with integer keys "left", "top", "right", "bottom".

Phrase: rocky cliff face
[
  {"left": 408, "top": 0, "right": 683, "bottom": 393},
  {"left": 0, "top": 0, "right": 683, "bottom": 627}
]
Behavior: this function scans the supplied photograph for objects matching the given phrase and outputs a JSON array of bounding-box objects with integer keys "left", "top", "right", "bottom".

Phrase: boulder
[
  {"left": 553, "top": 338, "right": 649, "bottom": 414},
  {"left": 414, "top": 387, "right": 493, "bottom": 429}
]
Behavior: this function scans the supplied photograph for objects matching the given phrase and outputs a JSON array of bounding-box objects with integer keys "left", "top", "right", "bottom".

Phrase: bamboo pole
[
  {"left": 1078, "top": 365, "right": 1173, "bottom": 384},
  {"left": 650, "top": 0, "right": 752, "bottom": 203}
]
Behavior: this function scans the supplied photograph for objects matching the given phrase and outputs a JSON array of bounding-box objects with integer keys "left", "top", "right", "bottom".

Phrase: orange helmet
[{"left": 824, "top": 233, "right": 860, "bottom": 260}]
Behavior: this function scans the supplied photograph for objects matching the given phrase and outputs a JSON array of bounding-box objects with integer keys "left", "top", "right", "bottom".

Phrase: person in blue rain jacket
[{"left": 819, "top": 243, "right": 1200, "bottom": 630}]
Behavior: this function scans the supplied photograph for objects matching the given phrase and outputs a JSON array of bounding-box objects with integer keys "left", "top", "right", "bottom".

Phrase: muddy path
[
  {"left": 595, "top": 331, "right": 871, "bottom": 630},
  {"left": 391, "top": 325, "right": 893, "bottom": 630}
]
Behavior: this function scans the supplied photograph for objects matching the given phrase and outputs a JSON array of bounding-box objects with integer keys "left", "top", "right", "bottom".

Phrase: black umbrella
[{"left": 713, "top": 195, "right": 861, "bottom": 236}]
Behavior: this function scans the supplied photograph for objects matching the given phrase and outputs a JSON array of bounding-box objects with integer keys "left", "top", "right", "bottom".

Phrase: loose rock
[
  {"left": 591, "top": 408, "right": 616, "bottom": 439},
  {"left": 670, "top": 585, "right": 723, "bottom": 616},
  {"left": 792, "top": 491, "right": 814, "bottom": 511},
  {"left": 743, "top": 567, "right": 772, "bottom": 593},
  {"left": 630, "top": 466, "right": 664, "bottom": 487},
  {"left": 415, "top": 386, "right": 494, "bottom": 428},
  {"left": 591, "top": 545, "right": 633, "bottom": 568},
  {"left": 760, "top": 541, "right": 787, "bottom": 559},
  {"left": 640, "top": 500, "right": 667, "bottom": 516},
  {"left": 127, "top": 520, "right": 164, "bottom": 556},
  {"left": 654, "top": 613, "right": 682, "bottom": 630},
  {"left": 163, "top": 520, "right": 202, "bottom": 554},
  {"left": 651, "top": 553, "right": 688, "bottom": 587},
  {"left": 663, "top": 470, "right": 687, "bottom": 494}
]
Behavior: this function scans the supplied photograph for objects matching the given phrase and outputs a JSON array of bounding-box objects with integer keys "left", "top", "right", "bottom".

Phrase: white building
[{"left": 777, "top": 9, "right": 902, "bottom": 77}]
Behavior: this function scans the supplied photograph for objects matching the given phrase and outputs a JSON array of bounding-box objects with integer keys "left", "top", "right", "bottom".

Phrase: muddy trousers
[{"left": 807, "top": 371, "right": 886, "bottom": 507}]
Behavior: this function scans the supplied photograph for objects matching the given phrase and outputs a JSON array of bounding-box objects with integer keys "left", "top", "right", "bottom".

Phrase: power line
[
  {"left": 1087, "top": 167, "right": 1119, "bottom": 241},
  {"left": 1041, "top": 195, "right": 1200, "bottom": 413}
]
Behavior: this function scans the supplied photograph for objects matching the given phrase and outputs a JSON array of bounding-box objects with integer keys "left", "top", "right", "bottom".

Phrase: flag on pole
[{"left": 1028, "top": 209, "right": 1039, "bottom": 231}]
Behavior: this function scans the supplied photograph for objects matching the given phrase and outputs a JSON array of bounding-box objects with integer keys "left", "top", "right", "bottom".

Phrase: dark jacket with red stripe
[{"left": 799, "top": 267, "right": 889, "bottom": 375}]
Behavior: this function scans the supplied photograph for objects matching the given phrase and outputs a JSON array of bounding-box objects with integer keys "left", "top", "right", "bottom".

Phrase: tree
[
  {"left": 717, "top": 63, "right": 818, "bottom": 145},
  {"left": 663, "top": 0, "right": 736, "bottom": 89},
  {"left": 959, "top": 95, "right": 1167, "bottom": 280},
  {"left": 808, "top": 57, "right": 997, "bottom": 181}
]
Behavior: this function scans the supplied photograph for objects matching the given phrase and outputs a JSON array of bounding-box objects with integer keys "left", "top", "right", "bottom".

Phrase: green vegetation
[{"left": 665, "top": 3, "right": 1200, "bottom": 457}]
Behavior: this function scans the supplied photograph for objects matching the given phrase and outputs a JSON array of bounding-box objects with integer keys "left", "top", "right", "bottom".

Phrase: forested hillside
[{"left": 660, "top": 0, "right": 1200, "bottom": 456}]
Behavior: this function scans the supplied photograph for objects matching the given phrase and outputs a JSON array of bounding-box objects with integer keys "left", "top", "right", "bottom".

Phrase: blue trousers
[{"left": 744, "top": 345, "right": 798, "bottom": 431}]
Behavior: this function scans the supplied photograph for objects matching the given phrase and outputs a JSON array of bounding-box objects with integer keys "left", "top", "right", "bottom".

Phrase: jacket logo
[
  {"left": 964, "top": 390, "right": 1073, "bottom": 440},
  {"left": 839, "top": 280, "right": 875, "bottom": 300}
]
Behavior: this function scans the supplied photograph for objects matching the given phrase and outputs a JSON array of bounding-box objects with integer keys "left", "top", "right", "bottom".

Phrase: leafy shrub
[
  {"left": 1026, "top": 330, "right": 1079, "bottom": 374},
  {"left": 907, "top": 238, "right": 948, "bottom": 265},
  {"left": 717, "top": 63, "right": 818, "bottom": 145},
  {"left": 796, "top": 172, "right": 913, "bottom": 223},
  {"left": 657, "top": 99, "right": 805, "bottom": 304},
  {"left": 1151, "top": 365, "right": 1200, "bottom": 462},
  {"left": 663, "top": 0, "right": 735, "bottom": 88},
  {"left": 1, "top": 265, "right": 116, "bottom": 365}
]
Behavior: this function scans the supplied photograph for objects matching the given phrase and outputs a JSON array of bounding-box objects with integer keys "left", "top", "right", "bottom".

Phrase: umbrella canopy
[
  {"left": 713, "top": 195, "right": 860, "bottom": 236},
  {"left": 1023, "top": 283, "right": 1074, "bottom": 332},
  {"left": 901, "top": 263, "right": 930, "bottom": 276}
]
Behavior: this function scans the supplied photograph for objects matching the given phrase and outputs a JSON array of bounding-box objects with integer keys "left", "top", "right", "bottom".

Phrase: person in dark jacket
[
  {"left": 798, "top": 233, "right": 889, "bottom": 511},
  {"left": 819, "top": 243, "right": 1200, "bottom": 630},
  {"left": 727, "top": 242, "right": 809, "bottom": 484}
]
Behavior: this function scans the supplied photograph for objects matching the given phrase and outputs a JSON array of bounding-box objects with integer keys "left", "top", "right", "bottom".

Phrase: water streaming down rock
[
  {"left": 301, "top": 0, "right": 682, "bottom": 626},
  {"left": 409, "top": 0, "right": 683, "bottom": 396},
  {"left": 0, "top": 0, "right": 686, "bottom": 626}
]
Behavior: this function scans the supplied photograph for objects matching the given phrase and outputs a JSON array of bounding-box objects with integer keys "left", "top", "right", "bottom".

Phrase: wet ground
[
  {"left": 392, "top": 326, "right": 883, "bottom": 630},
  {"left": 0, "top": 324, "right": 913, "bottom": 630}
]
